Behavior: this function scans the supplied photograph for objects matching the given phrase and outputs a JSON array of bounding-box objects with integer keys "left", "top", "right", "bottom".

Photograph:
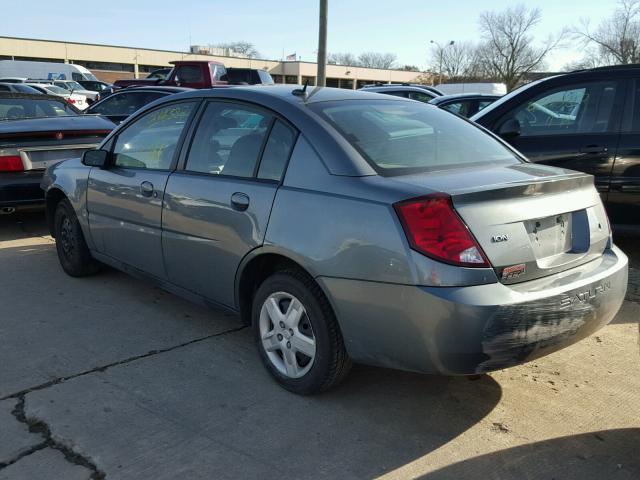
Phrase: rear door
[
  {"left": 88, "top": 91, "right": 166, "bottom": 124},
  {"left": 87, "top": 101, "right": 197, "bottom": 278},
  {"left": 494, "top": 80, "right": 625, "bottom": 197},
  {"left": 162, "top": 100, "right": 297, "bottom": 307},
  {"left": 608, "top": 78, "right": 640, "bottom": 225}
]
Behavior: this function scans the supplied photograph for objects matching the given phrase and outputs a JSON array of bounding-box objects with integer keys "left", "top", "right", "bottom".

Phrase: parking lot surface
[{"left": 0, "top": 213, "right": 638, "bottom": 480}]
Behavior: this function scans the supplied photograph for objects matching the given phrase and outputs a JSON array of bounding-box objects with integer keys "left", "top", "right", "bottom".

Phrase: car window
[
  {"left": 0, "top": 97, "right": 76, "bottom": 119},
  {"left": 408, "top": 91, "right": 434, "bottom": 103},
  {"left": 113, "top": 102, "right": 195, "bottom": 170},
  {"left": 186, "top": 102, "right": 272, "bottom": 177},
  {"left": 507, "top": 81, "right": 619, "bottom": 136},
  {"left": 258, "top": 120, "right": 297, "bottom": 181},
  {"left": 478, "top": 100, "right": 494, "bottom": 112},
  {"left": 311, "top": 99, "right": 520, "bottom": 175},
  {"left": 91, "top": 92, "right": 165, "bottom": 116},
  {"left": 442, "top": 101, "right": 471, "bottom": 117},
  {"left": 383, "top": 90, "right": 409, "bottom": 98},
  {"left": 175, "top": 65, "right": 203, "bottom": 84},
  {"left": 0, "top": 85, "right": 9, "bottom": 91}
]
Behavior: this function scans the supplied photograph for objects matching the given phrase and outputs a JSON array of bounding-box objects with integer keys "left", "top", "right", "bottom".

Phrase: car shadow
[
  {"left": 0, "top": 211, "right": 50, "bottom": 241},
  {"left": 420, "top": 428, "right": 640, "bottom": 479}
]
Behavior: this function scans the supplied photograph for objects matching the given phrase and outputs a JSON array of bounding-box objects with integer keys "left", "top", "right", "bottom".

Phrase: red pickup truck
[{"left": 114, "top": 60, "right": 229, "bottom": 89}]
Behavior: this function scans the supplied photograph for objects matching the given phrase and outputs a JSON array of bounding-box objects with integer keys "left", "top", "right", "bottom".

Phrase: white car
[
  {"left": 52, "top": 80, "right": 100, "bottom": 103},
  {"left": 26, "top": 83, "right": 89, "bottom": 110}
]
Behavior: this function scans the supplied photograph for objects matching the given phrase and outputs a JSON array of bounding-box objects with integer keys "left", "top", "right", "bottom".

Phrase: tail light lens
[
  {"left": 0, "top": 155, "right": 24, "bottom": 172},
  {"left": 394, "top": 193, "right": 490, "bottom": 268}
]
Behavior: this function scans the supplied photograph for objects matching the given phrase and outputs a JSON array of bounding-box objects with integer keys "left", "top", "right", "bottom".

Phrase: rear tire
[
  {"left": 54, "top": 199, "right": 100, "bottom": 277},
  {"left": 253, "top": 269, "right": 351, "bottom": 394}
]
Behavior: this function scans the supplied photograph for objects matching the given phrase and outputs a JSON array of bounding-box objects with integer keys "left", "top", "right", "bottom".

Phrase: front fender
[{"left": 42, "top": 158, "right": 93, "bottom": 248}]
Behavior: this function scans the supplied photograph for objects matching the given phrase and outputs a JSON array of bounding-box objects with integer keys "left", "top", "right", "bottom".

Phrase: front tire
[
  {"left": 253, "top": 269, "right": 351, "bottom": 394},
  {"left": 54, "top": 199, "right": 100, "bottom": 277}
]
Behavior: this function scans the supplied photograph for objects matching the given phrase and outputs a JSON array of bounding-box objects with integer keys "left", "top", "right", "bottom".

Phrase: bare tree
[
  {"left": 216, "top": 41, "right": 261, "bottom": 59},
  {"left": 429, "top": 41, "right": 482, "bottom": 81},
  {"left": 327, "top": 52, "right": 359, "bottom": 66},
  {"left": 477, "top": 4, "right": 563, "bottom": 91},
  {"left": 575, "top": 0, "right": 640, "bottom": 65},
  {"left": 357, "top": 52, "right": 398, "bottom": 69}
]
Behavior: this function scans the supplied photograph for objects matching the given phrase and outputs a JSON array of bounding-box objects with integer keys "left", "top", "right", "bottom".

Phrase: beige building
[{"left": 0, "top": 36, "right": 431, "bottom": 88}]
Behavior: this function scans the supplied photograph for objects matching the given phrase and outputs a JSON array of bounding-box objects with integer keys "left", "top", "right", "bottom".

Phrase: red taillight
[
  {"left": 0, "top": 155, "right": 24, "bottom": 172},
  {"left": 67, "top": 98, "right": 76, "bottom": 104},
  {"left": 394, "top": 193, "right": 490, "bottom": 268}
]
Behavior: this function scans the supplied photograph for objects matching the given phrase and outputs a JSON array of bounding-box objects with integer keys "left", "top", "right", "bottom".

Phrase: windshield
[
  {"left": 310, "top": 99, "right": 520, "bottom": 175},
  {"left": 469, "top": 78, "right": 550, "bottom": 121},
  {"left": 57, "top": 81, "right": 85, "bottom": 91},
  {"left": 0, "top": 97, "right": 77, "bottom": 120},
  {"left": 44, "top": 85, "right": 69, "bottom": 95}
]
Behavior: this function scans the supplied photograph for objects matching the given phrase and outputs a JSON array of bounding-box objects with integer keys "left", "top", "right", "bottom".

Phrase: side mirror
[
  {"left": 82, "top": 149, "right": 109, "bottom": 168},
  {"left": 498, "top": 118, "right": 521, "bottom": 138}
]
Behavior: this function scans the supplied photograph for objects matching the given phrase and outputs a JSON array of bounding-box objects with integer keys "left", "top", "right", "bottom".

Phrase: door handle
[
  {"left": 140, "top": 181, "right": 155, "bottom": 198},
  {"left": 230, "top": 192, "right": 250, "bottom": 211},
  {"left": 580, "top": 145, "right": 607, "bottom": 154}
]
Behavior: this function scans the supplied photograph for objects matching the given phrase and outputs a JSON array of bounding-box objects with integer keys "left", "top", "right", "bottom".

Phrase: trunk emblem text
[
  {"left": 491, "top": 234, "right": 509, "bottom": 243},
  {"left": 559, "top": 281, "right": 611, "bottom": 309},
  {"left": 502, "top": 263, "right": 526, "bottom": 280}
]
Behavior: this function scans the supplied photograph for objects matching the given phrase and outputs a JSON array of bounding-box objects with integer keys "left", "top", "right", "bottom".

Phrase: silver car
[{"left": 41, "top": 86, "right": 628, "bottom": 394}]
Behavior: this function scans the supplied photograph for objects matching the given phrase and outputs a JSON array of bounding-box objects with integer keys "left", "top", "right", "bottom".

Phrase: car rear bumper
[
  {"left": 318, "top": 245, "right": 628, "bottom": 375},
  {"left": 0, "top": 171, "right": 45, "bottom": 210}
]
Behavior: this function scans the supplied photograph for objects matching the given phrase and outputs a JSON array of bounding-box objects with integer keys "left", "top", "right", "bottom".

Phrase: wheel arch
[
  {"left": 235, "top": 247, "right": 328, "bottom": 326},
  {"left": 44, "top": 187, "right": 69, "bottom": 237}
]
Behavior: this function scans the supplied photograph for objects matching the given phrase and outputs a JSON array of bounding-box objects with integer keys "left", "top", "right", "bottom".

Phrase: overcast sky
[{"left": 3, "top": 0, "right": 617, "bottom": 70}]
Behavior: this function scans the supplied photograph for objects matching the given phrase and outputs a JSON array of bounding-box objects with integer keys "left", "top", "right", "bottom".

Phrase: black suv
[{"left": 472, "top": 65, "right": 640, "bottom": 227}]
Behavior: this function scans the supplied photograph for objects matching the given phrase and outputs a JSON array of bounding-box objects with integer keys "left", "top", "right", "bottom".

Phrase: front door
[
  {"left": 497, "top": 80, "right": 625, "bottom": 198},
  {"left": 87, "top": 101, "right": 197, "bottom": 278},
  {"left": 162, "top": 100, "right": 297, "bottom": 307}
]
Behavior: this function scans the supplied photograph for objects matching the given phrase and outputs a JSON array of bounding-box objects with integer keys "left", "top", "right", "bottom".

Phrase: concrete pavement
[{"left": 1, "top": 213, "right": 638, "bottom": 479}]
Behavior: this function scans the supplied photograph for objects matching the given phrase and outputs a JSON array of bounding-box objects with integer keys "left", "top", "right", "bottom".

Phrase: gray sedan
[{"left": 41, "top": 86, "right": 628, "bottom": 394}]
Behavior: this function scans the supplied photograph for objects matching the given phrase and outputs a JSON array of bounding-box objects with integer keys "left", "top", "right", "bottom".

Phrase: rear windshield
[
  {"left": 310, "top": 99, "right": 521, "bottom": 175},
  {"left": 0, "top": 97, "right": 77, "bottom": 120}
]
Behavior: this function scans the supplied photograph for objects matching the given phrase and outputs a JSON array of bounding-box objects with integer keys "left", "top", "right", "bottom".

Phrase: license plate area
[
  {"left": 526, "top": 213, "right": 573, "bottom": 262},
  {"left": 21, "top": 146, "right": 94, "bottom": 170}
]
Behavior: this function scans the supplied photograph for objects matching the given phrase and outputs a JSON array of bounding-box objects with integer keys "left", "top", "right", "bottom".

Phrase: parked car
[
  {"left": 0, "top": 93, "right": 113, "bottom": 213},
  {"left": 471, "top": 65, "right": 640, "bottom": 227},
  {"left": 85, "top": 86, "right": 191, "bottom": 124},
  {"left": 147, "top": 68, "right": 173, "bottom": 80},
  {"left": 0, "top": 82, "right": 42, "bottom": 94},
  {"left": 26, "top": 83, "right": 89, "bottom": 110},
  {"left": 42, "top": 86, "right": 627, "bottom": 394},
  {"left": 77, "top": 80, "right": 116, "bottom": 97},
  {"left": 225, "top": 68, "right": 274, "bottom": 85},
  {"left": 114, "top": 61, "right": 229, "bottom": 89},
  {"left": 361, "top": 83, "right": 444, "bottom": 96},
  {"left": 50, "top": 80, "right": 100, "bottom": 103},
  {"left": 429, "top": 93, "right": 501, "bottom": 118},
  {"left": 0, "top": 60, "right": 97, "bottom": 82},
  {"left": 359, "top": 84, "right": 439, "bottom": 103},
  {"left": 436, "top": 82, "right": 507, "bottom": 95}
]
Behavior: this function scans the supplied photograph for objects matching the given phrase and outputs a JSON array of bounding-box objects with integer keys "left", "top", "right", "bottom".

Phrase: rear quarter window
[{"left": 311, "top": 100, "right": 520, "bottom": 175}]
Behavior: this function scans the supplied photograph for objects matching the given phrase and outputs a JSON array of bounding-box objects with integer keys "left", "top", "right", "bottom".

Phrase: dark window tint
[
  {"left": 175, "top": 65, "right": 203, "bottom": 83},
  {"left": 91, "top": 92, "right": 165, "bottom": 116},
  {"left": 0, "top": 85, "right": 9, "bottom": 91},
  {"left": 0, "top": 97, "right": 76, "bottom": 119},
  {"left": 478, "top": 100, "right": 494, "bottom": 111},
  {"left": 186, "top": 102, "right": 272, "bottom": 177},
  {"left": 442, "top": 101, "right": 472, "bottom": 117},
  {"left": 408, "top": 91, "right": 434, "bottom": 103},
  {"left": 509, "top": 81, "right": 619, "bottom": 136},
  {"left": 258, "top": 120, "right": 296, "bottom": 181},
  {"left": 311, "top": 100, "right": 519, "bottom": 175},
  {"left": 113, "top": 102, "right": 195, "bottom": 169},
  {"left": 383, "top": 90, "right": 408, "bottom": 98}
]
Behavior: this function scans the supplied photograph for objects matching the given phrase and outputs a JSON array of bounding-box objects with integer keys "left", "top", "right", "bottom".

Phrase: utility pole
[
  {"left": 430, "top": 40, "right": 454, "bottom": 86},
  {"left": 317, "top": 0, "right": 328, "bottom": 86}
]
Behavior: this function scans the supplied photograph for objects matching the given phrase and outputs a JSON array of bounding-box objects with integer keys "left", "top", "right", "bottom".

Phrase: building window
[
  {"left": 326, "top": 78, "right": 339, "bottom": 88},
  {"left": 285, "top": 75, "right": 298, "bottom": 84},
  {"left": 357, "top": 80, "right": 378, "bottom": 89},
  {"left": 72, "top": 60, "right": 134, "bottom": 72},
  {"left": 339, "top": 79, "right": 354, "bottom": 89},
  {"left": 301, "top": 76, "right": 316, "bottom": 86},
  {"left": 138, "top": 65, "right": 168, "bottom": 73},
  {"left": 271, "top": 75, "right": 284, "bottom": 84}
]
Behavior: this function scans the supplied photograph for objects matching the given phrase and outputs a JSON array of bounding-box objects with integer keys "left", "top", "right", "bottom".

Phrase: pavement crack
[
  {"left": 0, "top": 325, "right": 248, "bottom": 402},
  {"left": 0, "top": 396, "right": 105, "bottom": 479}
]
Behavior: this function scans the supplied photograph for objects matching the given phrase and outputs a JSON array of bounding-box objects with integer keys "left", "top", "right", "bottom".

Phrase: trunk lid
[{"left": 389, "top": 163, "right": 610, "bottom": 283}]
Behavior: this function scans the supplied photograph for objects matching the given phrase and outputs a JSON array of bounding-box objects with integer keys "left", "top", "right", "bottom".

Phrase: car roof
[
  {"left": 0, "top": 91, "right": 67, "bottom": 102},
  {"left": 359, "top": 85, "right": 436, "bottom": 95},
  {"left": 120, "top": 86, "right": 192, "bottom": 93},
  {"left": 429, "top": 93, "right": 501, "bottom": 104}
]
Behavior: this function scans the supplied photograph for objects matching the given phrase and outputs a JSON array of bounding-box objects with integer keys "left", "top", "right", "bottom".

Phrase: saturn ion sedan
[{"left": 41, "top": 86, "right": 628, "bottom": 394}]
